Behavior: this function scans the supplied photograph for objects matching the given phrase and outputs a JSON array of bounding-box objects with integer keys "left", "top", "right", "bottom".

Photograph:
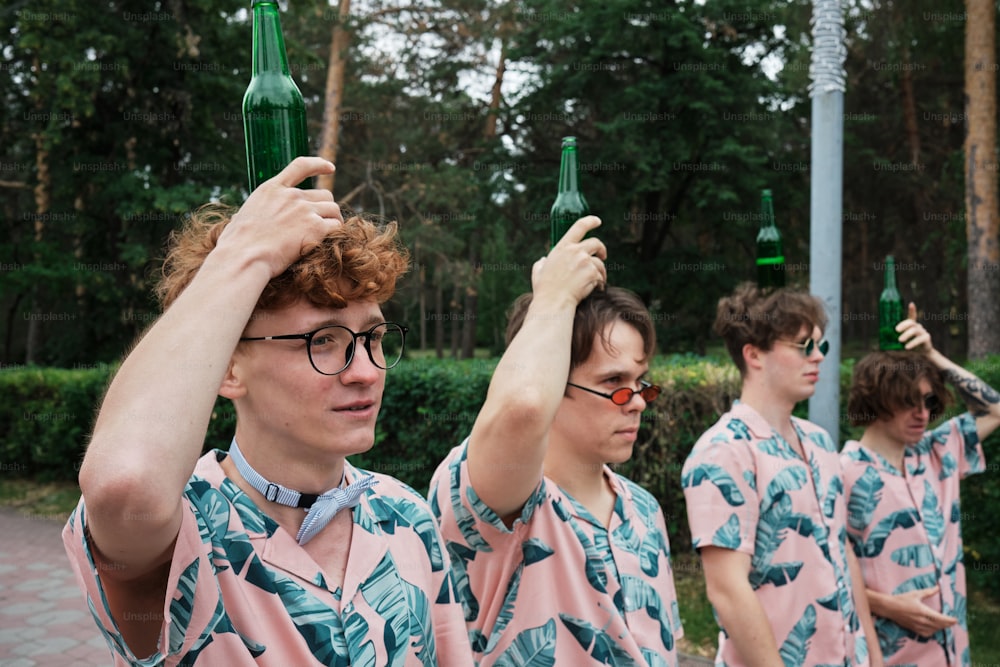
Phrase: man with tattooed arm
[{"left": 842, "top": 302, "right": 1000, "bottom": 666}]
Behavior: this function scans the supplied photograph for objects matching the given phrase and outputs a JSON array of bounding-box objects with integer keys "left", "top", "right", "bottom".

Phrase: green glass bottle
[
  {"left": 243, "top": 0, "right": 309, "bottom": 191},
  {"left": 755, "top": 189, "right": 785, "bottom": 288},
  {"left": 879, "top": 255, "right": 904, "bottom": 350},
  {"left": 550, "top": 136, "right": 589, "bottom": 248}
]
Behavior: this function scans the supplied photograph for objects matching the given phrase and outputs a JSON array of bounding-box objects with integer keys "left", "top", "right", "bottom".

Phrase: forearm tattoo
[{"left": 943, "top": 368, "right": 1000, "bottom": 417}]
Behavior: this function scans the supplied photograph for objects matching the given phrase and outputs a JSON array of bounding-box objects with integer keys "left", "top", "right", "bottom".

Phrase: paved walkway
[
  {"left": 0, "top": 507, "right": 108, "bottom": 666},
  {"left": 0, "top": 506, "right": 714, "bottom": 666}
]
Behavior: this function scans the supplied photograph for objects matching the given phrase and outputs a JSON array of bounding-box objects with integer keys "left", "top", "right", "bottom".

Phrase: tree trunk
[
  {"left": 317, "top": 0, "right": 351, "bottom": 193},
  {"left": 450, "top": 285, "right": 461, "bottom": 359},
  {"left": 434, "top": 281, "right": 444, "bottom": 359},
  {"left": 484, "top": 42, "right": 506, "bottom": 140},
  {"left": 417, "top": 242, "right": 427, "bottom": 351},
  {"left": 26, "top": 73, "right": 50, "bottom": 365},
  {"left": 456, "top": 41, "right": 507, "bottom": 359},
  {"left": 900, "top": 46, "right": 921, "bottom": 167},
  {"left": 461, "top": 235, "right": 480, "bottom": 360},
  {"left": 964, "top": 0, "right": 999, "bottom": 358}
]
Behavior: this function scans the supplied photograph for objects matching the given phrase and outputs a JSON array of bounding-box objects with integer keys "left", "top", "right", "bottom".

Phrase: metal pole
[{"left": 807, "top": 0, "right": 846, "bottom": 443}]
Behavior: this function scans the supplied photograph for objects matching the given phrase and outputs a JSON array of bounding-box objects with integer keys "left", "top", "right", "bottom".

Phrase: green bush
[
  {"left": 3, "top": 354, "right": 1000, "bottom": 598},
  {"left": 0, "top": 365, "right": 111, "bottom": 480}
]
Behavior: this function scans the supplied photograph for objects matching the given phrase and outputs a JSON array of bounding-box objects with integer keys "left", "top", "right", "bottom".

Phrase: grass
[
  {"left": 0, "top": 478, "right": 81, "bottom": 521},
  {"left": 968, "top": 587, "right": 1000, "bottom": 663},
  {"left": 672, "top": 552, "right": 717, "bottom": 658}
]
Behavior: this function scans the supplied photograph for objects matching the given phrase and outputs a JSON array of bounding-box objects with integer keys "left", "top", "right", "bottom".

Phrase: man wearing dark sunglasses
[
  {"left": 429, "top": 217, "right": 683, "bottom": 665},
  {"left": 682, "top": 282, "right": 883, "bottom": 667},
  {"left": 842, "top": 302, "right": 1000, "bottom": 666},
  {"left": 62, "top": 158, "right": 471, "bottom": 665}
]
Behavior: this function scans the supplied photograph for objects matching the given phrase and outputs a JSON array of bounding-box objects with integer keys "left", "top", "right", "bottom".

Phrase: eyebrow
[
  {"left": 302, "top": 315, "right": 386, "bottom": 332},
  {"left": 591, "top": 366, "right": 649, "bottom": 380}
]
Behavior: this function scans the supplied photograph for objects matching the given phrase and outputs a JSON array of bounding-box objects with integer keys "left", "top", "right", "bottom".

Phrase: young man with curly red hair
[
  {"left": 62, "top": 158, "right": 471, "bottom": 665},
  {"left": 842, "top": 303, "right": 1000, "bottom": 666}
]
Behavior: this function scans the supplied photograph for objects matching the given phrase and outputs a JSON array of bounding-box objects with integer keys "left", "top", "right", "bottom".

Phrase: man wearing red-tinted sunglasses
[{"left": 429, "top": 216, "right": 683, "bottom": 666}]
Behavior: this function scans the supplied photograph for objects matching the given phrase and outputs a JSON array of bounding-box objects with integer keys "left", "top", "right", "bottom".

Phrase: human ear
[
  {"left": 742, "top": 343, "right": 764, "bottom": 371},
  {"left": 219, "top": 356, "right": 248, "bottom": 400}
]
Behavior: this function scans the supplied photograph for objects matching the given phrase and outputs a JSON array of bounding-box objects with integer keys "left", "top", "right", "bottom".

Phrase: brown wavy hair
[
  {"left": 714, "top": 282, "right": 828, "bottom": 376},
  {"left": 155, "top": 204, "right": 409, "bottom": 312},
  {"left": 504, "top": 286, "right": 656, "bottom": 369},
  {"left": 847, "top": 351, "right": 951, "bottom": 426}
]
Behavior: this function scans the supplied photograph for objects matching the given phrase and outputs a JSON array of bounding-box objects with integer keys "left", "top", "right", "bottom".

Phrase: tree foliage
[{"left": 0, "top": 0, "right": 995, "bottom": 365}]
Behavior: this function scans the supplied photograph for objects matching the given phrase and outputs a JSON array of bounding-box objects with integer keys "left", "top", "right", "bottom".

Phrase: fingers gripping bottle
[{"left": 550, "top": 136, "right": 589, "bottom": 248}]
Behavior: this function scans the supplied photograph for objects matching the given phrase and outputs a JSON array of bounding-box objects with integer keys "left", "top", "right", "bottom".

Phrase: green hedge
[{"left": 3, "top": 354, "right": 999, "bottom": 596}]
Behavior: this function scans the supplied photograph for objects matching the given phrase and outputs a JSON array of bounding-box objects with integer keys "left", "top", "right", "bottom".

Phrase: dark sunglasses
[
  {"left": 777, "top": 337, "right": 830, "bottom": 356},
  {"left": 922, "top": 394, "right": 942, "bottom": 415}
]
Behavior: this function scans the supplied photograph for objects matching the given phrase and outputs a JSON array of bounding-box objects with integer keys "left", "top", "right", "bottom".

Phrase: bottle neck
[
  {"left": 760, "top": 194, "right": 776, "bottom": 229},
  {"left": 558, "top": 143, "right": 581, "bottom": 194},
  {"left": 884, "top": 258, "right": 897, "bottom": 290},
  {"left": 252, "top": 1, "right": 291, "bottom": 76}
]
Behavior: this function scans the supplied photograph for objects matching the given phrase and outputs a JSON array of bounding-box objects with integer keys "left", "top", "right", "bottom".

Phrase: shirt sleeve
[
  {"left": 61, "top": 494, "right": 222, "bottom": 666},
  {"left": 420, "top": 498, "right": 477, "bottom": 665},
  {"left": 837, "top": 451, "right": 868, "bottom": 556},
  {"left": 429, "top": 440, "right": 546, "bottom": 551},
  {"left": 952, "top": 412, "right": 986, "bottom": 478},
  {"left": 681, "top": 426, "right": 760, "bottom": 556}
]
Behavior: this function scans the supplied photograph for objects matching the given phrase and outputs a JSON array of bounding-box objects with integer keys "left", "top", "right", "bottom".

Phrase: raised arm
[
  {"left": 898, "top": 302, "right": 1000, "bottom": 441},
  {"left": 78, "top": 158, "right": 341, "bottom": 578},
  {"left": 466, "top": 217, "right": 606, "bottom": 521}
]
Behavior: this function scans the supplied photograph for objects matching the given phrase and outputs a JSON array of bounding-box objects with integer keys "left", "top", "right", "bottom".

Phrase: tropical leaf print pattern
[
  {"left": 859, "top": 509, "right": 920, "bottom": 558},
  {"left": 448, "top": 453, "right": 493, "bottom": 552},
  {"left": 432, "top": 443, "right": 681, "bottom": 666},
  {"left": 756, "top": 436, "right": 799, "bottom": 460},
  {"left": 69, "top": 454, "right": 463, "bottom": 666},
  {"left": 684, "top": 407, "right": 869, "bottom": 667},
  {"left": 847, "top": 467, "right": 885, "bottom": 532},
  {"left": 711, "top": 514, "right": 742, "bottom": 550},
  {"left": 760, "top": 467, "right": 808, "bottom": 510},
  {"left": 920, "top": 481, "right": 946, "bottom": 547},
  {"left": 484, "top": 563, "right": 524, "bottom": 654},
  {"left": 841, "top": 414, "right": 985, "bottom": 666},
  {"left": 493, "top": 620, "right": 557, "bottom": 667},
  {"left": 553, "top": 498, "right": 609, "bottom": 593},
  {"left": 681, "top": 463, "right": 746, "bottom": 507},
  {"left": 890, "top": 544, "right": 936, "bottom": 568},
  {"left": 402, "top": 578, "right": 436, "bottom": 665},
  {"left": 614, "top": 574, "right": 675, "bottom": 651},
  {"left": 559, "top": 614, "right": 639, "bottom": 666},
  {"left": 778, "top": 603, "right": 817, "bottom": 667}
]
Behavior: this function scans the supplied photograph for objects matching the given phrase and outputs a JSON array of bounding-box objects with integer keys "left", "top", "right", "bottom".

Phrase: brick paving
[
  {"left": 0, "top": 506, "right": 714, "bottom": 666},
  {"left": 0, "top": 507, "right": 108, "bottom": 666}
]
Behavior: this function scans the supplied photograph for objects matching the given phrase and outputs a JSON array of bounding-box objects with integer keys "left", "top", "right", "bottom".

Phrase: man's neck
[
  {"left": 543, "top": 447, "right": 615, "bottom": 527},
  {"left": 231, "top": 431, "right": 346, "bottom": 494},
  {"left": 859, "top": 427, "right": 906, "bottom": 471},
  {"left": 739, "top": 386, "right": 797, "bottom": 444}
]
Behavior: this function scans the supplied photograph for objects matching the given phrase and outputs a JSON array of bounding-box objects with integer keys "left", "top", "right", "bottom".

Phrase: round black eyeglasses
[
  {"left": 239, "top": 322, "right": 408, "bottom": 376},
  {"left": 566, "top": 380, "right": 661, "bottom": 406}
]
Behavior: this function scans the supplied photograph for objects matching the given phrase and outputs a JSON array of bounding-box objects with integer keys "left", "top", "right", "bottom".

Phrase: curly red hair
[{"left": 155, "top": 204, "right": 409, "bottom": 312}]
